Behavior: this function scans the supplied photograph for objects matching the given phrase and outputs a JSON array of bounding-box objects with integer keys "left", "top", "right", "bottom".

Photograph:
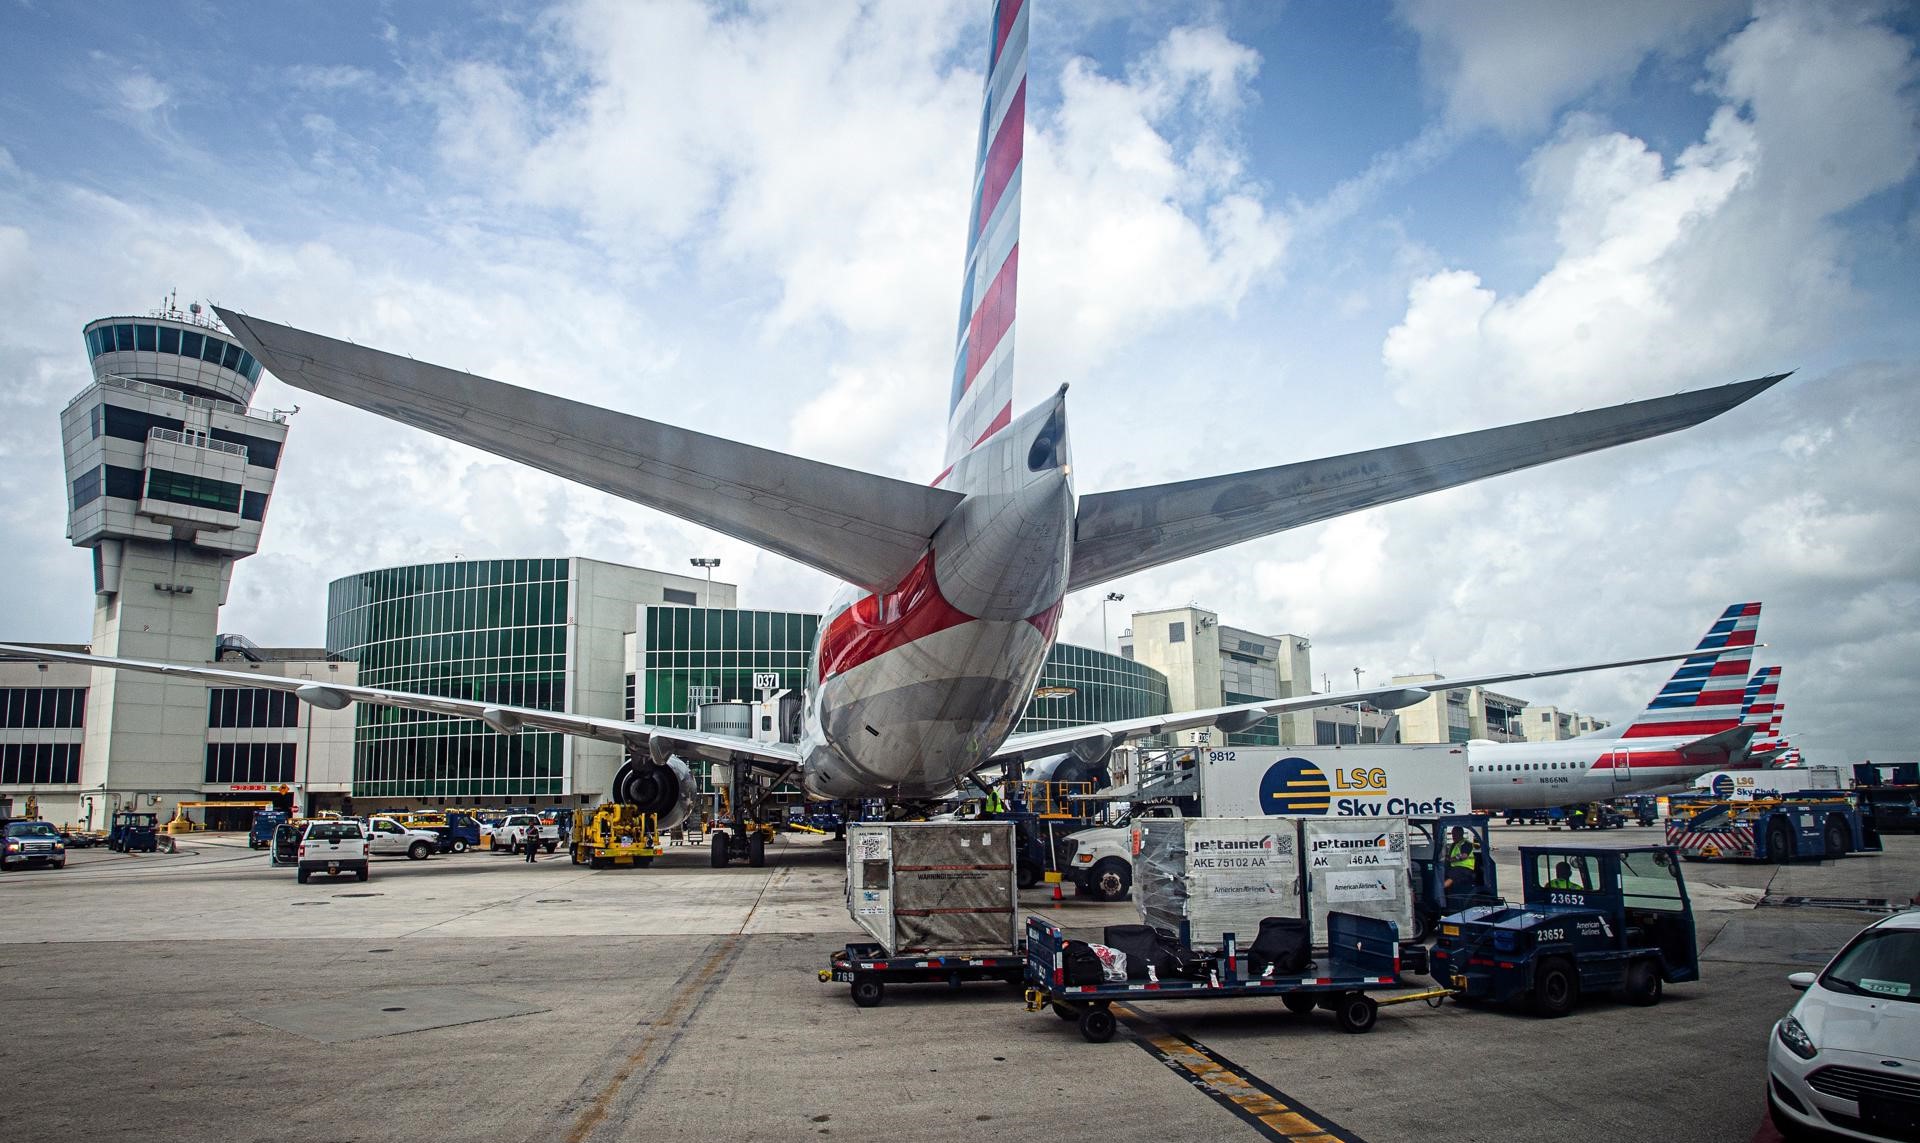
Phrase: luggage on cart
[
  {"left": 1062, "top": 939, "right": 1106, "bottom": 986},
  {"left": 1103, "top": 924, "right": 1173, "bottom": 980},
  {"left": 1250, "top": 917, "right": 1312, "bottom": 976}
]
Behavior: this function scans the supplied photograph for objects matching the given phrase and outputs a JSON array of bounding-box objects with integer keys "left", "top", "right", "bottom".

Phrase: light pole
[
  {"left": 1102, "top": 592, "right": 1125, "bottom": 652},
  {"left": 689, "top": 558, "right": 720, "bottom": 607},
  {"left": 1352, "top": 667, "right": 1365, "bottom": 745}
]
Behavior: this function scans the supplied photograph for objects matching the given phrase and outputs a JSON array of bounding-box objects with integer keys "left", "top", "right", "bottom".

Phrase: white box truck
[
  {"left": 1065, "top": 743, "right": 1466, "bottom": 900},
  {"left": 1691, "top": 765, "right": 1843, "bottom": 800}
]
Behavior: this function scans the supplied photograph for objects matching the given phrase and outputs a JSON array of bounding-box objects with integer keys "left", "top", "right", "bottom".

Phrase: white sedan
[{"left": 1769, "top": 909, "right": 1920, "bottom": 1141}]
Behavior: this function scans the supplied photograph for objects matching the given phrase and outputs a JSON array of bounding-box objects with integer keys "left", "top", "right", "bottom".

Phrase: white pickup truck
[
  {"left": 366, "top": 816, "right": 442, "bottom": 860},
  {"left": 486, "top": 814, "right": 561, "bottom": 855},
  {"left": 297, "top": 820, "right": 371, "bottom": 884}
]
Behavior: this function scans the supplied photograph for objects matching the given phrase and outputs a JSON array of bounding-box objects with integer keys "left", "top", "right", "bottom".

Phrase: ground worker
[
  {"left": 1444, "top": 826, "right": 1470, "bottom": 863},
  {"left": 1546, "top": 860, "right": 1581, "bottom": 890},
  {"left": 984, "top": 785, "right": 1006, "bottom": 815},
  {"left": 1443, "top": 839, "right": 1479, "bottom": 899},
  {"left": 524, "top": 820, "right": 541, "bottom": 863}
]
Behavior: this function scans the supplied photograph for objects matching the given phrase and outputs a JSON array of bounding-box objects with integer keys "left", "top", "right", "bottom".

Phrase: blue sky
[{"left": 1, "top": 0, "right": 1916, "bottom": 761}]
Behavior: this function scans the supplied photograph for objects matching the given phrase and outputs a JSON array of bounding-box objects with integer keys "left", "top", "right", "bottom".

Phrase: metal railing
[
  {"left": 148, "top": 426, "right": 248, "bottom": 458},
  {"left": 67, "top": 374, "right": 285, "bottom": 423}
]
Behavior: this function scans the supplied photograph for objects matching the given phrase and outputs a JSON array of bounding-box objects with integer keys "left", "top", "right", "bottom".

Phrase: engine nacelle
[{"left": 612, "top": 755, "right": 698, "bottom": 832}]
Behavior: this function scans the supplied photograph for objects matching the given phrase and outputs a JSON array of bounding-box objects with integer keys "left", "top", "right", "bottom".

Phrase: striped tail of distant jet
[
  {"left": 939, "top": 0, "right": 1027, "bottom": 485},
  {"left": 1612, "top": 602, "right": 1762, "bottom": 740}
]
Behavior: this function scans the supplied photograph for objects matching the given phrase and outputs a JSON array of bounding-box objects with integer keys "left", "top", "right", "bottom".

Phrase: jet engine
[{"left": 611, "top": 755, "right": 698, "bottom": 831}]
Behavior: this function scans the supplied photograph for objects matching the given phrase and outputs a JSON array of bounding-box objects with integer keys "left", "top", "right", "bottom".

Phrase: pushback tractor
[
  {"left": 1665, "top": 794, "right": 1880, "bottom": 862},
  {"left": 1432, "top": 845, "right": 1699, "bottom": 1016}
]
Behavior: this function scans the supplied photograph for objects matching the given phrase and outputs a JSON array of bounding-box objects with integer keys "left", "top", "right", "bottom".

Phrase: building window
[
  {"left": 240, "top": 491, "right": 269, "bottom": 521},
  {"left": 0, "top": 743, "right": 81, "bottom": 784},
  {"left": 70, "top": 467, "right": 103, "bottom": 509},
  {"left": 207, "top": 687, "right": 300, "bottom": 728},
  {"left": 0, "top": 688, "right": 87, "bottom": 729},
  {"left": 101, "top": 403, "right": 186, "bottom": 444},
  {"left": 203, "top": 742, "right": 295, "bottom": 784},
  {"left": 103, "top": 465, "right": 144, "bottom": 500},
  {"left": 145, "top": 469, "right": 242, "bottom": 513},
  {"left": 1169, "top": 622, "right": 1185, "bottom": 644},
  {"left": 211, "top": 430, "right": 281, "bottom": 470},
  {"left": 663, "top": 588, "right": 698, "bottom": 606}
]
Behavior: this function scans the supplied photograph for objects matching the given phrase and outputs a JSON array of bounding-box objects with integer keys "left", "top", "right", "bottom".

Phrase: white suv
[{"left": 1769, "top": 909, "right": 1920, "bottom": 1140}]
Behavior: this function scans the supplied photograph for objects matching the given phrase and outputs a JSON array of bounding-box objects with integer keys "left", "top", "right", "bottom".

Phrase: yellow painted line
[{"left": 1114, "top": 1004, "right": 1364, "bottom": 1142}]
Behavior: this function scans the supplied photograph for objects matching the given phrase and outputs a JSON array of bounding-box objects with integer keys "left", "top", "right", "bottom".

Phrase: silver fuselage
[{"left": 798, "top": 393, "right": 1072, "bottom": 799}]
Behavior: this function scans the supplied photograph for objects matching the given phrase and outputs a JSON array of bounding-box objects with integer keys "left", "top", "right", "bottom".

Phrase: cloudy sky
[{"left": 1, "top": 0, "right": 1915, "bottom": 762}]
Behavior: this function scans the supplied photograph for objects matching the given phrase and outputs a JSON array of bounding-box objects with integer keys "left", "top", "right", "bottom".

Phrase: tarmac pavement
[{"left": 2, "top": 823, "right": 1912, "bottom": 1142}]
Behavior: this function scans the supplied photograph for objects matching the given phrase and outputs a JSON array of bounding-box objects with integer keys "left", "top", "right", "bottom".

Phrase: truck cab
[
  {"left": 107, "top": 812, "right": 158, "bottom": 853},
  {"left": 1432, "top": 845, "right": 1698, "bottom": 1015},
  {"left": 365, "top": 816, "right": 440, "bottom": 860},
  {"left": 1062, "top": 803, "right": 1183, "bottom": 901}
]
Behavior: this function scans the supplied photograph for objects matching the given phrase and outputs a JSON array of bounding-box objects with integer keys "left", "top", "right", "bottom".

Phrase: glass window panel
[
  {"left": 135, "top": 324, "right": 158, "bottom": 351},
  {"left": 180, "top": 331, "right": 203, "bottom": 360},
  {"left": 158, "top": 326, "right": 180, "bottom": 354}
]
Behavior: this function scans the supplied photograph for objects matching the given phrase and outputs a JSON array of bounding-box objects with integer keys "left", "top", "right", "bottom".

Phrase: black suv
[{"left": 1, "top": 819, "right": 68, "bottom": 870}]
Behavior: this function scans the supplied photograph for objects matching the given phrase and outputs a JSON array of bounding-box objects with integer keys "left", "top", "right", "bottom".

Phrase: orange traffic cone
[{"left": 1050, "top": 881, "right": 1063, "bottom": 902}]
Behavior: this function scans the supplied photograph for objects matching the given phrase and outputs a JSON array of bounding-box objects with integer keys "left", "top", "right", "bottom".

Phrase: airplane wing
[
  {"left": 1066, "top": 375, "right": 1787, "bottom": 592},
  {"left": 987, "top": 643, "right": 1762, "bottom": 765},
  {"left": 212, "top": 309, "right": 963, "bottom": 594},
  {"left": 0, "top": 643, "right": 802, "bottom": 772}
]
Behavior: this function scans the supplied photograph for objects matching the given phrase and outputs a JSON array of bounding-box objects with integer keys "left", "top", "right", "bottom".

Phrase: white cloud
[
  {"left": 1382, "top": 2, "right": 1920, "bottom": 419},
  {"left": 1397, "top": 0, "right": 1749, "bottom": 134}
]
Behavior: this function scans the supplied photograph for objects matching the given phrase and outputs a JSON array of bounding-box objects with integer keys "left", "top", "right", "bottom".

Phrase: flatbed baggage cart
[
  {"left": 819, "top": 942, "right": 1028, "bottom": 1007},
  {"left": 1022, "top": 911, "right": 1409, "bottom": 1042}
]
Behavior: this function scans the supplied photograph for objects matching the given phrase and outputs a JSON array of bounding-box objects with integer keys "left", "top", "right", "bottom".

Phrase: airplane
[
  {"left": 1743, "top": 665, "right": 1787, "bottom": 763},
  {"left": 1464, "top": 603, "right": 1770, "bottom": 809},
  {"left": 0, "top": 0, "right": 1784, "bottom": 866}
]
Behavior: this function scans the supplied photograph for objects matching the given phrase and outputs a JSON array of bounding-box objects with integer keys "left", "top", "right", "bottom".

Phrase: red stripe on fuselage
[
  {"left": 976, "top": 79, "right": 1025, "bottom": 237},
  {"left": 959, "top": 243, "right": 1018, "bottom": 398},
  {"left": 816, "top": 551, "right": 973, "bottom": 682}
]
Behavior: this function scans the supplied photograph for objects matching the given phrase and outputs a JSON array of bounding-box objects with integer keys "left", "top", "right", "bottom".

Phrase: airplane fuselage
[
  {"left": 1467, "top": 734, "right": 1755, "bottom": 809},
  {"left": 798, "top": 392, "right": 1072, "bottom": 800}
]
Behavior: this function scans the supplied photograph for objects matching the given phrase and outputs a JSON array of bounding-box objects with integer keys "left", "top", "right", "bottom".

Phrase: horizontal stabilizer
[
  {"left": 1067, "top": 375, "right": 1786, "bottom": 591},
  {"left": 215, "top": 310, "right": 963, "bottom": 591}
]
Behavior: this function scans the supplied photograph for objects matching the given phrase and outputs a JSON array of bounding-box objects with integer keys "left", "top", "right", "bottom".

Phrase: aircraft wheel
[
  {"left": 748, "top": 834, "right": 766, "bottom": 868},
  {"left": 710, "top": 831, "right": 731, "bottom": 868}
]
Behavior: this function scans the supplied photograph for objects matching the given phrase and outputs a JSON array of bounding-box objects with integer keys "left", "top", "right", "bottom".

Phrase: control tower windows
[
  {"left": 210, "top": 429, "right": 279, "bottom": 470},
  {"left": 145, "top": 468, "right": 242, "bottom": 513},
  {"left": 158, "top": 326, "right": 179, "bottom": 354},
  {"left": 70, "top": 468, "right": 102, "bottom": 509},
  {"left": 102, "top": 404, "right": 186, "bottom": 443},
  {"left": 179, "top": 330, "right": 202, "bottom": 360},
  {"left": 241, "top": 491, "right": 268, "bottom": 521},
  {"left": 135, "top": 324, "right": 157, "bottom": 351},
  {"left": 85, "top": 323, "right": 263, "bottom": 382}
]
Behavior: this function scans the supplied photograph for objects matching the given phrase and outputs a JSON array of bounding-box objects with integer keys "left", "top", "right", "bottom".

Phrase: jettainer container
[
  {"left": 845, "top": 821, "right": 1020, "bottom": 956},
  {"left": 1134, "top": 816, "right": 1412, "bottom": 947}
]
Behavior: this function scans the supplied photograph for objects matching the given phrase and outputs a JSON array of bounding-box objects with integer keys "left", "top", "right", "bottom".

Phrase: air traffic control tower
[{"left": 60, "top": 300, "right": 289, "bottom": 797}]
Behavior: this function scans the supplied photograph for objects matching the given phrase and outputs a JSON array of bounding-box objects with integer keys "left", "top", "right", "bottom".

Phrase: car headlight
[{"left": 1777, "top": 1015, "right": 1818, "bottom": 1060}]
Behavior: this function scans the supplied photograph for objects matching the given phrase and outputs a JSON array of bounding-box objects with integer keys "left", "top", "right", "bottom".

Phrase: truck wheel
[
  {"left": 296, "top": 869, "right": 309, "bottom": 884},
  {"left": 710, "top": 831, "right": 731, "bottom": 868},
  {"left": 1334, "top": 993, "right": 1379, "bottom": 1033},
  {"left": 571, "top": 846, "right": 586, "bottom": 866},
  {"left": 1408, "top": 910, "right": 1431, "bottom": 943},
  {"left": 1090, "top": 858, "right": 1131, "bottom": 902},
  {"left": 1531, "top": 957, "right": 1577, "bottom": 1018},
  {"left": 451, "top": 839, "right": 468, "bottom": 854},
  {"left": 1078, "top": 1006, "right": 1117, "bottom": 1043},
  {"left": 851, "top": 979, "right": 883, "bottom": 1008},
  {"left": 1282, "top": 992, "right": 1318, "bottom": 1016},
  {"left": 356, "top": 866, "right": 369, "bottom": 883},
  {"left": 546, "top": 841, "right": 558, "bottom": 854},
  {"left": 1016, "top": 863, "right": 1039, "bottom": 890},
  {"left": 747, "top": 834, "right": 766, "bottom": 868},
  {"left": 1768, "top": 821, "right": 1793, "bottom": 864},
  {"left": 407, "top": 841, "right": 431, "bottom": 861},
  {"left": 1824, "top": 816, "right": 1849, "bottom": 856},
  {"left": 1623, "top": 959, "right": 1663, "bottom": 1007}
]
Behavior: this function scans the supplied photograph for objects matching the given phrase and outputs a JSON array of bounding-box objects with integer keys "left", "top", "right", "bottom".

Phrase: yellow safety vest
[{"left": 1546, "top": 877, "right": 1579, "bottom": 890}]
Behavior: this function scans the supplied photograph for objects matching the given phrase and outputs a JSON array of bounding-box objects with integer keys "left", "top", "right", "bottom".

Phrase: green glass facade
[
  {"left": 629, "top": 606, "right": 1169, "bottom": 734},
  {"left": 634, "top": 607, "right": 820, "bottom": 726},
  {"left": 1222, "top": 690, "right": 1282, "bottom": 747},
  {"left": 326, "top": 559, "right": 571, "bottom": 799}
]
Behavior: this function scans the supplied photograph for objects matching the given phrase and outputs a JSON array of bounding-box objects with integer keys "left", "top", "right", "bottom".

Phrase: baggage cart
[
  {"left": 1022, "top": 910, "right": 1411, "bottom": 1042},
  {"left": 818, "top": 943, "right": 1027, "bottom": 1008}
]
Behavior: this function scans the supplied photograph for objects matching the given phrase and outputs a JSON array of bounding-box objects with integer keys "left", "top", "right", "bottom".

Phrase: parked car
[
  {"left": 365, "top": 815, "right": 441, "bottom": 860},
  {"left": 487, "top": 813, "right": 560, "bottom": 854},
  {"left": 297, "top": 820, "right": 370, "bottom": 884},
  {"left": 1769, "top": 909, "right": 1920, "bottom": 1141},
  {"left": 1, "top": 820, "right": 67, "bottom": 870}
]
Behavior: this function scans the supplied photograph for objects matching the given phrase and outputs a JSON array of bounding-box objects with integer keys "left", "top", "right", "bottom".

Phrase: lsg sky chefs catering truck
[{"left": 1063, "top": 744, "right": 1469, "bottom": 901}]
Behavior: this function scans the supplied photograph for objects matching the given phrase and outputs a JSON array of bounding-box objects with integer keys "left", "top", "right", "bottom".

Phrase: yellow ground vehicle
[{"left": 570, "top": 805, "right": 663, "bottom": 868}]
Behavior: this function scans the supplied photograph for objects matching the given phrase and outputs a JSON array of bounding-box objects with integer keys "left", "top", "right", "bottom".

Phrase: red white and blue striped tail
[
  {"left": 1621, "top": 602, "right": 1761, "bottom": 740},
  {"left": 1742, "top": 665, "right": 1780, "bottom": 730},
  {"left": 942, "top": 0, "right": 1028, "bottom": 476}
]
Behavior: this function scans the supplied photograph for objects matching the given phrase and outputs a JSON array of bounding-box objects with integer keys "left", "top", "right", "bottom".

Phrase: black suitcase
[
  {"left": 1103, "top": 924, "right": 1174, "bottom": 979},
  {"left": 1061, "top": 939, "right": 1106, "bottom": 986},
  {"left": 1248, "top": 917, "right": 1312, "bottom": 976}
]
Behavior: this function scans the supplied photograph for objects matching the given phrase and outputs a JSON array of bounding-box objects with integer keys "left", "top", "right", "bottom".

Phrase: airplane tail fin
[
  {"left": 942, "top": 0, "right": 1028, "bottom": 477},
  {"left": 1742, "top": 665, "right": 1780, "bottom": 731},
  {"left": 1619, "top": 602, "right": 1761, "bottom": 740}
]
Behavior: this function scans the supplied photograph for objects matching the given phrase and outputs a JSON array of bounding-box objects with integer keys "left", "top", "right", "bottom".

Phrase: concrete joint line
[{"left": 555, "top": 933, "right": 744, "bottom": 1143}]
